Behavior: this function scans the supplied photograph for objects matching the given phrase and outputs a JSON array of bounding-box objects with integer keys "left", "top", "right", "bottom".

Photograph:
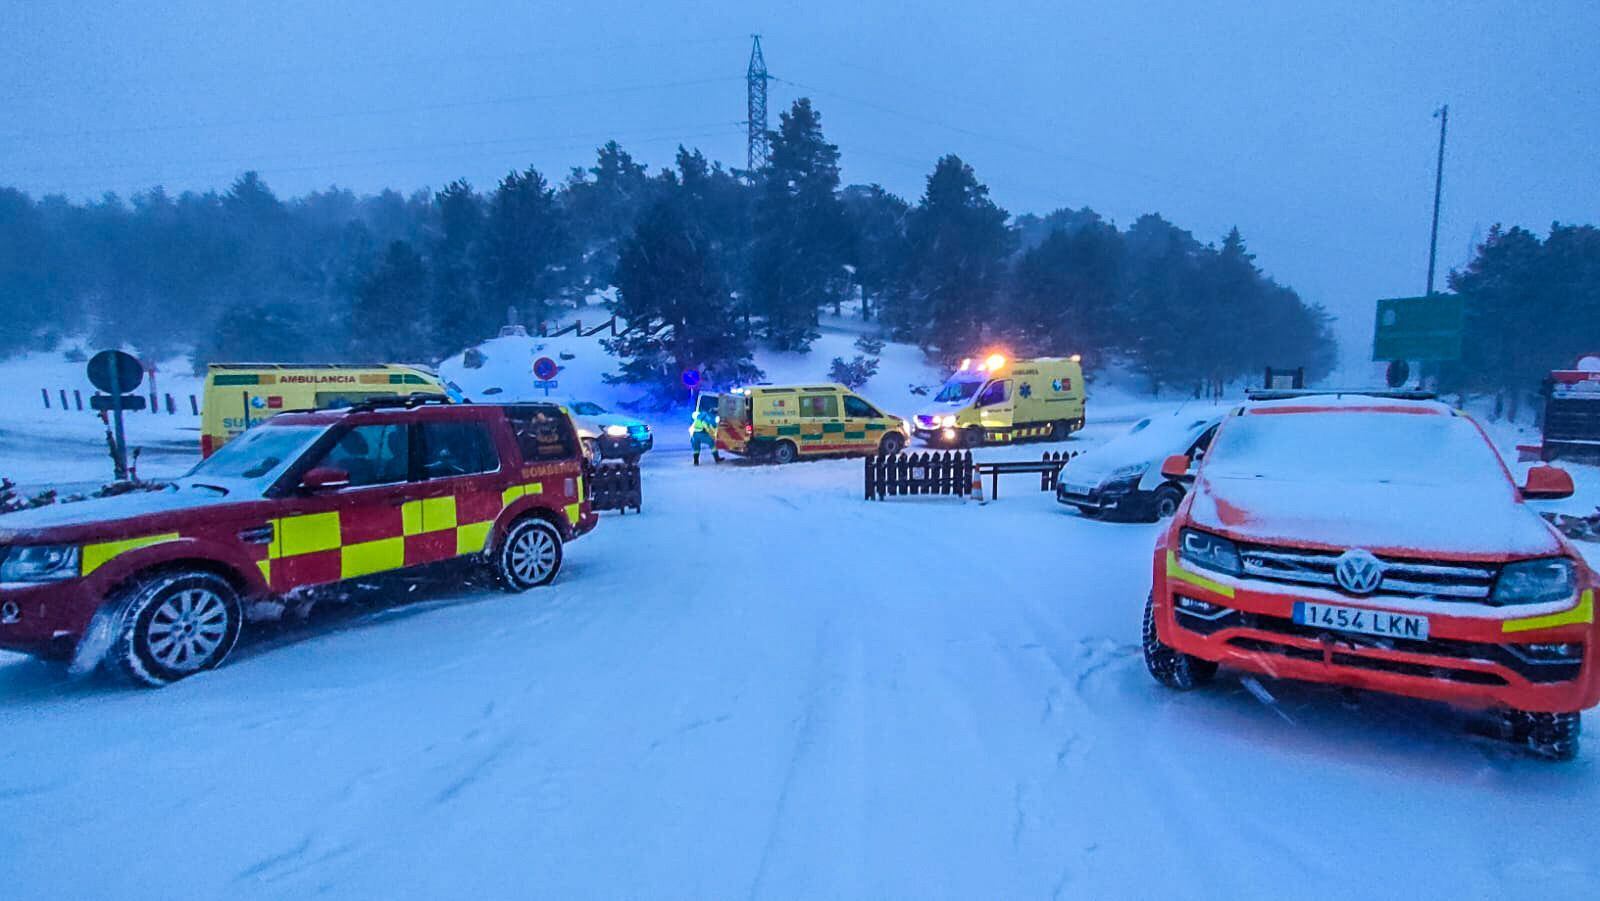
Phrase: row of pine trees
[{"left": 0, "top": 98, "right": 1340, "bottom": 402}]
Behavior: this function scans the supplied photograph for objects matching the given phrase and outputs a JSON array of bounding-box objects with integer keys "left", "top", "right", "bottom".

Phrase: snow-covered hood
[
  {"left": 1059, "top": 449, "right": 1125, "bottom": 484},
  {"left": 1188, "top": 474, "right": 1563, "bottom": 559},
  {"left": 0, "top": 486, "right": 239, "bottom": 539}
]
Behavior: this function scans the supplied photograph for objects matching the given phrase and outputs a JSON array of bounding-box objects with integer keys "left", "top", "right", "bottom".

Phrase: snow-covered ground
[
  {"left": 3, "top": 443, "right": 1597, "bottom": 898},
  {"left": 4, "top": 330, "right": 1600, "bottom": 898}
]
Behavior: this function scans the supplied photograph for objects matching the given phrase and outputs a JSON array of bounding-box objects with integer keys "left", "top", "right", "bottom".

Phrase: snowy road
[{"left": 2, "top": 447, "right": 1596, "bottom": 899}]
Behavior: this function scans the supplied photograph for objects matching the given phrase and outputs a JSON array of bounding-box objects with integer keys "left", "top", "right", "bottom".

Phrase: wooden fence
[
  {"left": 540, "top": 316, "right": 672, "bottom": 340},
  {"left": 42, "top": 388, "right": 198, "bottom": 415},
  {"left": 864, "top": 450, "right": 975, "bottom": 500},
  {"left": 865, "top": 450, "right": 1080, "bottom": 501}
]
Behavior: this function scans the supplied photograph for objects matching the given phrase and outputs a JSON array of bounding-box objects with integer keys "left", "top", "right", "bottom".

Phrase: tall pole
[
  {"left": 746, "top": 35, "right": 770, "bottom": 176},
  {"left": 1426, "top": 104, "right": 1448, "bottom": 295}
]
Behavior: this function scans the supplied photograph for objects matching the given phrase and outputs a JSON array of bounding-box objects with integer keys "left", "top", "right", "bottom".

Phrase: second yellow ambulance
[
  {"left": 912, "top": 354, "right": 1084, "bottom": 447},
  {"left": 716, "top": 383, "right": 911, "bottom": 463}
]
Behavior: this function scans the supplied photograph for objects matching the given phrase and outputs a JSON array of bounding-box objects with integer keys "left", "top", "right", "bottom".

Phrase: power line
[
  {"left": 769, "top": 73, "right": 1238, "bottom": 208},
  {"left": 7, "top": 121, "right": 744, "bottom": 177},
  {"left": 2, "top": 75, "right": 743, "bottom": 143},
  {"left": 25, "top": 127, "right": 747, "bottom": 197}
]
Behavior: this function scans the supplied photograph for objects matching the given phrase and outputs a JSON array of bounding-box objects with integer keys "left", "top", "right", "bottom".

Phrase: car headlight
[
  {"left": 1102, "top": 462, "right": 1148, "bottom": 489},
  {"left": 1492, "top": 558, "right": 1576, "bottom": 607},
  {"left": 1178, "top": 528, "right": 1241, "bottom": 577},
  {"left": 603, "top": 424, "right": 629, "bottom": 437},
  {"left": 0, "top": 544, "right": 81, "bottom": 583},
  {"left": 940, "top": 415, "right": 956, "bottom": 427}
]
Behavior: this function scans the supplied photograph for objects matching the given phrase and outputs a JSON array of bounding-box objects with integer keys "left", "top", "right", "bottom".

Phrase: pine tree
[
  {"left": 351, "top": 241, "right": 432, "bottom": 363},
  {"left": 429, "top": 180, "right": 486, "bottom": 353},
  {"left": 885, "top": 155, "right": 1014, "bottom": 355},
  {"left": 841, "top": 184, "right": 909, "bottom": 321},
  {"left": 479, "top": 167, "right": 573, "bottom": 333},
  {"left": 749, "top": 99, "right": 851, "bottom": 350},
  {"left": 607, "top": 192, "right": 761, "bottom": 404},
  {"left": 1010, "top": 219, "right": 1123, "bottom": 364},
  {"left": 562, "top": 142, "right": 654, "bottom": 291}
]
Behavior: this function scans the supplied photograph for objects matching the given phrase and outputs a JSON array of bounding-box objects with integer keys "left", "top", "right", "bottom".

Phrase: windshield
[
  {"left": 570, "top": 402, "right": 607, "bottom": 415},
  {"left": 185, "top": 425, "right": 327, "bottom": 489},
  {"left": 933, "top": 378, "right": 982, "bottom": 403},
  {"left": 1204, "top": 411, "right": 1506, "bottom": 487},
  {"left": 1099, "top": 415, "right": 1212, "bottom": 458}
]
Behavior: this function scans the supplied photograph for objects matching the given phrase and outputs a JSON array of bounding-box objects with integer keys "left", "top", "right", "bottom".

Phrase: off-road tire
[
  {"left": 772, "top": 440, "right": 799, "bottom": 465},
  {"left": 495, "top": 516, "right": 564, "bottom": 591},
  {"left": 1151, "top": 484, "right": 1185, "bottom": 521},
  {"left": 109, "top": 570, "right": 243, "bottom": 687},
  {"left": 1526, "top": 711, "right": 1581, "bottom": 761},
  {"left": 1143, "top": 592, "right": 1217, "bottom": 690},
  {"left": 878, "top": 432, "right": 905, "bottom": 456}
]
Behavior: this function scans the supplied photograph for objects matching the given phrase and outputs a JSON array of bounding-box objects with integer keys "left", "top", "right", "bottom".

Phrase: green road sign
[{"left": 1372, "top": 295, "right": 1464, "bottom": 362}]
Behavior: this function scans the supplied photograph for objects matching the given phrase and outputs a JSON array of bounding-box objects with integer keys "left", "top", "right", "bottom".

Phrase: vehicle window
[
  {"left": 507, "top": 407, "right": 577, "bottom": 462},
  {"left": 1190, "top": 424, "right": 1219, "bottom": 458},
  {"left": 420, "top": 421, "right": 499, "bottom": 478},
  {"left": 934, "top": 379, "right": 981, "bottom": 403},
  {"left": 799, "top": 394, "right": 840, "bottom": 418},
  {"left": 842, "top": 395, "right": 879, "bottom": 418},
  {"left": 570, "top": 402, "right": 607, "bottom": 416},
  {"left": 185, "top": 425, "right": 326, "bottom": 486},
  {"left": 315, "top": 391, "right": 395, "bottom": 409},
  {"left": 976, "top": 380, "right": 1010, "bottom": 407},
  {"left": 309, "top": 424, "right": 410, "bottom": 487}
]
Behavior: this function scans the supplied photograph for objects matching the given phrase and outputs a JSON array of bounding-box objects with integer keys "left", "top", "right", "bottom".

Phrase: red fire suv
[
  {"left": 1145, "top": 393, "right": 1597, "bottom": 760},
  {"left": 0, "top": 399, "right": 597, "bottom": 686}
]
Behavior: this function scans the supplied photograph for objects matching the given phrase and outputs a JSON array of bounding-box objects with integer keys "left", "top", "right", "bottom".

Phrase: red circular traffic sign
[{"left": 532, "top": 356, "right": 559, "bottom": 380}]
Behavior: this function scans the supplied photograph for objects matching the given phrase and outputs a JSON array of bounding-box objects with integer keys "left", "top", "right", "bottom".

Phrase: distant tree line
[
  {"left": 0, "top": 97, "right": 1342, "bottom": 402},
  {"left": 1437, "top": 222, "right": 1600, "bottom": 419}
]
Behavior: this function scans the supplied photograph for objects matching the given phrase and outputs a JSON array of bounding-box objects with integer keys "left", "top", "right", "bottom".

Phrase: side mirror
[
  {"left": 1521, "top": 465, "right": 1575, "bottom": 500},
  {"left": 1161, "top": 454, "right": 1192, "bottom": 480},
  {"left": 300, "top": 466, "right": 351, "bottom": 491}
]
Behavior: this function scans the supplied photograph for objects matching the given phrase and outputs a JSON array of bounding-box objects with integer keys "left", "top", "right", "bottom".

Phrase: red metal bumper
[
  {"left": 0, "top": 579, "right": 101, "bottom": 658},
  {"left": 1152, "top": 553, "right": 1600, "bottom": 714}
]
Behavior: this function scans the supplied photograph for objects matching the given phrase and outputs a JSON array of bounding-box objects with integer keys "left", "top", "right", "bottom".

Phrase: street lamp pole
[{"left": 1426, "top": 104, "right": 1449, "bottom": 295}]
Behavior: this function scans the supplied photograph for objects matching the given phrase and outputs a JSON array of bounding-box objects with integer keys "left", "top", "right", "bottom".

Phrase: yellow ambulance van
[
  {"left": 716, "top": 383, "right": 910, "bottom": 464},
  {"left": 200, "top": 363, "right": 459, "bottom": 457},
  {"left": 911, "top": 354, "right": 1084, "bottom": 447}
]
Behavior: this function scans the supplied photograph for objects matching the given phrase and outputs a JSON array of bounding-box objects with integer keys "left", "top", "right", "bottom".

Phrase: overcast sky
[{"left": 3, "top": 1, "right": 1595, "bottom": 371}]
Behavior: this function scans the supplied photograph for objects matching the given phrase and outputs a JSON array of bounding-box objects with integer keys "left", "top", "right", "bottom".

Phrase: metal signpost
[
  {"left": 87, "top": 349, "right": 145, "bottom": 479},
  {"left": 532, "top": 356, "right": 559, "bottom": 397}
]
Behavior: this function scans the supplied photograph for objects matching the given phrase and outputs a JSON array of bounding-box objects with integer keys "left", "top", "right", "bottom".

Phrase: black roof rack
[
  {"left": 345, "top": 393, "right": 455, "bottom": 413},
  {"left": 1244, "top": 388, "right": 1438, "bottom": 402}
]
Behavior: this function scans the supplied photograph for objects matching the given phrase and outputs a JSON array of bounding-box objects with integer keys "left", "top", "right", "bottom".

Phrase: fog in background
[{"left": 4, "top": 0, "right": 1595, "bottom": 375}]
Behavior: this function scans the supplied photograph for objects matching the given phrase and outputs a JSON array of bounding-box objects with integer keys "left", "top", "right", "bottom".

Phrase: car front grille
[
  {"left": 1173, "top": 606, "right": 1583, "bottom": 684},
  {"left": 1238, "top": 543, "right": 1497, "bottom": 602}
]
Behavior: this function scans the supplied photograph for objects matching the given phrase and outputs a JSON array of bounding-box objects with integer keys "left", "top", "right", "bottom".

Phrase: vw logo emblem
[{"left": 1334, "top": 549, "right": 1385, "bottom": 595}]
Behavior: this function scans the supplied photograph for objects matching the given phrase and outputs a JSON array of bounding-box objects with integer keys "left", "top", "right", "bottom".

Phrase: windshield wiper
[{"left": 188, "top": 482, "right": 230, "bottom": 495}]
